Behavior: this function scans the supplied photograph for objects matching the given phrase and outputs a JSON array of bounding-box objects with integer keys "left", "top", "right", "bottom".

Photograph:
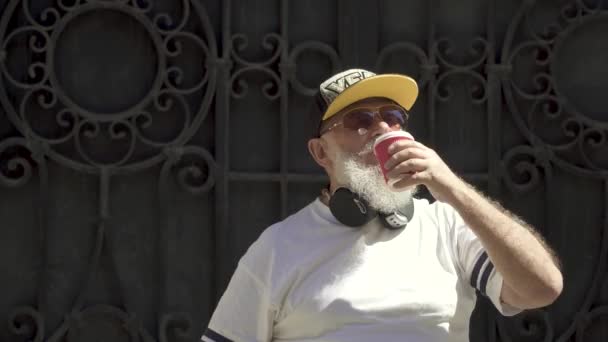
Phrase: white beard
[{"left": 333, "top": 141, "right": 417, "bottom": 213}]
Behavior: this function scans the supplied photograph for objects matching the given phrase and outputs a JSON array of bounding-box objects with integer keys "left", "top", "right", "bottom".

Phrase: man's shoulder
[
  {"left": 246, "top": 199, "right": 320, "bottom": 253},
  {"left": 237, "top": 200, "right": 322, "bottom": 285},
  {"left": 267, "top": 199, "right": 319, "bottom": 233}
]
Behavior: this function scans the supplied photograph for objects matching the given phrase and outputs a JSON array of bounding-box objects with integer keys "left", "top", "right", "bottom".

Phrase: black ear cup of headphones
[
  {"left": 328, "top": 188, "right": 377, "bottom": 227},
  {"left": 327, "top": 187, "right": 414, "bottom": 229}
]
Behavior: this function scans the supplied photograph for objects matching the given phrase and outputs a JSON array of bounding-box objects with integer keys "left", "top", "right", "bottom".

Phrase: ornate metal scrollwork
[
  {"left": 230, "top": 32, "right": 283, "bottom": 100},
  {"left": 375, "top": 41, "right": 434, "bottom": 88},
  {"left": 8, "top": 306, "right": 44, "bottom": 342},
  {"left": 432, "top": 37, "right": 490, "bottom": 104},
  {"left": 0, "top": 137, "right": 37, "bottom": 188},
  {"left": 1, "top": 1, "right": 219, "bottom": 341},
  {"left": 287, "top": 41, "right": 341, "bottom": 96},
  {"left": 498, "top": 1, "right": 608, "bottom": 341},
  {"left": 502, "top": 0, "right": 608, "bottom": 177},
  {"left": 159, "top": 312, "right": 193, "bottom": 342},
  {"left": 0, "top": 0, "right": 218, "bottom": 173},
  {"left": 160, "top": 145, "right": 217, "bottom": 195},
  {"left": 501, "top": 144, "right": 552, "bottom": 194},
  {"left": 47, "top": 305, "right": 155, "bottom": 342}
]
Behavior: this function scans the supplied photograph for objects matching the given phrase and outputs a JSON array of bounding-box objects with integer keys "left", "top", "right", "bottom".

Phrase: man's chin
[{"left": 334, "top": 148, "right": 416, "bottom": 213}]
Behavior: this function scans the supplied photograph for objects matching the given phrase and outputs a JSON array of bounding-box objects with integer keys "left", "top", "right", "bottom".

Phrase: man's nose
[{"left": 368, "top": 116, "right": 393, "bottom": 138}]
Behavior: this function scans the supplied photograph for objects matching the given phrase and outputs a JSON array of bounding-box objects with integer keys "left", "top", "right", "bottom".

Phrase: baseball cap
[{"left": 313, "top": 69, "right": 419, "bottom": 127}]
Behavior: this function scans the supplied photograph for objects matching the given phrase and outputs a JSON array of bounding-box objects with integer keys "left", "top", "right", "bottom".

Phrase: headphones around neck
[{"left": 325, "top": 187, "right": 415, "bottom": 230}]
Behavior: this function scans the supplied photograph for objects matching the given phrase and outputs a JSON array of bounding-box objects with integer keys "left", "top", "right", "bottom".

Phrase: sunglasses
[{"left": 320, "top": 104, "right": 409, "bottom": 136}]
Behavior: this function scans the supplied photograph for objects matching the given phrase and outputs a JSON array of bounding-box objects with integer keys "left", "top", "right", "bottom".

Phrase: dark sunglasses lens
[
  {"left": 380, "top": 107, "right": 406, "bottom": 127},
  {"left": 343, "top": 110, "right": 375, "bottom": 131}
]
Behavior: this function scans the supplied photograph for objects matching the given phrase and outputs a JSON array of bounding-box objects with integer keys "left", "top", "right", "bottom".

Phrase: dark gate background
[{"left": 1, "top": 0, "right": 607, "bottom": 341}]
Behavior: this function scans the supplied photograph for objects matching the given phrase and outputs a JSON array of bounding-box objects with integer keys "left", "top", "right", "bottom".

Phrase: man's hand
[{"left": 383, "top": 140, "right": 464, "bottom": 203}]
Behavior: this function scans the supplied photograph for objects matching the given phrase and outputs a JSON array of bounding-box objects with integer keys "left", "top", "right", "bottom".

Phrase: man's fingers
[
  {"left": 391, "top": 175, "right": 419, "bottom": 189},
  {"left": 386, "top": 159, "right": 427, "bottom": 179},
  {"left": 384, "top": 148, "right": 427, "bottom": 170},
  {"left": 391, "top": 171, "right": 430, "bottom": 189}
]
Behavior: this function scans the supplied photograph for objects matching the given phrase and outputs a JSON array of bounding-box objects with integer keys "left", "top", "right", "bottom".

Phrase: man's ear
[{"left": 308, "top": 138, "right": 332, "bottom": 169}]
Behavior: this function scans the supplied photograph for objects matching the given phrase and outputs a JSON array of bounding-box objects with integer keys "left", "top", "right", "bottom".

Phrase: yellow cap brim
[{"left": 321, "top": 74, "right": 419, "bottom": 121}]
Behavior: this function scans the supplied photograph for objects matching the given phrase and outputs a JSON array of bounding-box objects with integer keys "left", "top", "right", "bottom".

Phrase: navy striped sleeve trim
[
  {"left": 202, "top": 328, "right": 233, "bottom": 342},
  {"left": 479, "top": 262, "right": 495, "bottom": 296},
  {"left": 470, "top": 252, "right": 488, "bottom": 288}
]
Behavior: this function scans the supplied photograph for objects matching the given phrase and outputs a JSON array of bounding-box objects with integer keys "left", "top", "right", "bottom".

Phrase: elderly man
[{"left": 202, "top": 69, "right": 563, "bottom": 342}]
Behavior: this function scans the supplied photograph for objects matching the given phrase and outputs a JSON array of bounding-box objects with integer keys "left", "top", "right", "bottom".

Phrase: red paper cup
[{"left": 373, "top": 131, "right": 415, "bottom": 188}]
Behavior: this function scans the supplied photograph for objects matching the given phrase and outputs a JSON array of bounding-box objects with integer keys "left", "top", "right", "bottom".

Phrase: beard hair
[{"left": 333, "top": 141, "right": 417, "bottom": 214}]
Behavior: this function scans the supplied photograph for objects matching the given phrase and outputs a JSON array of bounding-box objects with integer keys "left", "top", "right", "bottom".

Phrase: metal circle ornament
[
  {"left": 501, "top": 1, "right": 608, "bottom": 174},
  {"left": 0, "top": 0, "right": 218, "bottom": 173}
]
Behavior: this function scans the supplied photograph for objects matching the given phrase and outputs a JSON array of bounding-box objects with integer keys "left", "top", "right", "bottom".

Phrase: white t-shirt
[{"left": 202, "top": 198, "right": 522, "bottom": 342}]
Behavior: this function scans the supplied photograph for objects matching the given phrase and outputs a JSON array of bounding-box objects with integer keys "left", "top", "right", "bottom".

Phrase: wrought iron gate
[{"left": 0, "top": 0, "right": 606, "bottom": 341}]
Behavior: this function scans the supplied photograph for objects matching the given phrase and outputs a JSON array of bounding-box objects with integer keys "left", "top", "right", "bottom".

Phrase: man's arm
[
  {"left": 444, "top": 180, "right": 562, "bottom": 309},
  {"left": 385, "top": 140, "right": 563, "bottom": 309}
]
